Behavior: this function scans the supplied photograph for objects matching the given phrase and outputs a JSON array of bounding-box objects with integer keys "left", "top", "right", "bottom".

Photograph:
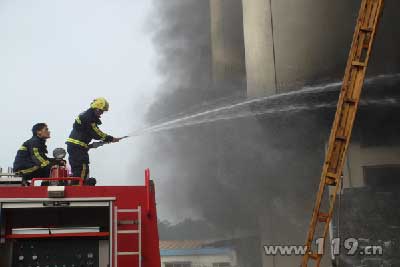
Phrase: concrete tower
[
  {"left": 242, "top": 0, "right": 400, "bottom": 96},
  {"left": 210, "top": 0, "right": 247, "bottom": 97}
]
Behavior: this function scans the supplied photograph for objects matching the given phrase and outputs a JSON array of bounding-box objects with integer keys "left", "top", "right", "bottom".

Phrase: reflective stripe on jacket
[
  {"left": 66, "top": 108, "right": 113, "bottom": 148},
  {"left": 13, "top": 136, "right": 50, "bottom": 172}
]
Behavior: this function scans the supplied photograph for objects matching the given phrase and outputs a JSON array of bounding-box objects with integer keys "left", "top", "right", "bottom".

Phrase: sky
[{"left": 0, "top": 0, "right": 159, "bottom": 185}]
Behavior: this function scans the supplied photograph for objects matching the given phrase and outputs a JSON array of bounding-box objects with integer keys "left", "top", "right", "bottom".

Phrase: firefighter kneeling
[{"left": 13, "top": 123, "right": 55, "bottom": 186}]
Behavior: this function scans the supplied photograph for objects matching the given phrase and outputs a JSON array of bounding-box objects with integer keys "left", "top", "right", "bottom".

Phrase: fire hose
[{"left": 89, "top": 135, "right": 129, "bottom": 149}]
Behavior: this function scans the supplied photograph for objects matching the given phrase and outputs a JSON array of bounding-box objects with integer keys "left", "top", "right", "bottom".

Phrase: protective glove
[{"left": 89, "top": 141, "right": 106, "bottom": 149}]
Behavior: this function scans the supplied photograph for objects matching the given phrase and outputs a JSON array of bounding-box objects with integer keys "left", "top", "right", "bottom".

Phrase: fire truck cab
[{"left": 0, "top": 162, "right": 161, "bottom": 267}]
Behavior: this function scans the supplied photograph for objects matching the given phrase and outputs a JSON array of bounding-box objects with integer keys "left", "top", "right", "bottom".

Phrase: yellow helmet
[{"left": 90, "top": 97, "right": 109, "bottom": 111}]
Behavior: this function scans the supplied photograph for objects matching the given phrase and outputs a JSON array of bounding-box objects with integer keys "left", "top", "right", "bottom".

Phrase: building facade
[{"left": 150, "top": 1, "right": 400, "bottom": 267}]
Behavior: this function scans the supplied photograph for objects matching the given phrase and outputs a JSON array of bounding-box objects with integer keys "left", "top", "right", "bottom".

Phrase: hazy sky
[{"left": 0, "top": 0, "right": 159, "bottom": 185}]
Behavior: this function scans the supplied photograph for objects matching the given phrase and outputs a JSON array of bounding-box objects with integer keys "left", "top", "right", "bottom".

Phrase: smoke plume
[{"left": 145, "top": 0, "right": 400, "bottom": 256}]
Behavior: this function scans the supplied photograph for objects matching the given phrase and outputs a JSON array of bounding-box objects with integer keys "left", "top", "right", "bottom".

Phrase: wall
[{"left": 343, "top": 143, "right": 400, "bottom": 188}]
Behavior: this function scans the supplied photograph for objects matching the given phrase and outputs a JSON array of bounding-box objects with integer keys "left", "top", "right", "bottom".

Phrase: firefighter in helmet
[
  {"left": 13, "top": 123, "right": 53, "bottom": 186},
  {"left": 66, "top": 98, "right": 122, "bottom": 182}
]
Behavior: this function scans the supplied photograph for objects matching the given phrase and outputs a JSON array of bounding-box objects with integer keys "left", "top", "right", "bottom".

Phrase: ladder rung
[
  {"left": 118, "top": 252, "right": 139, "bottom": 256},
  {"left": 318, "top": 212, "right": 330, "bottom": 223},
  {"left": 326, "top": 172, "right": 338, "bottom": 179},
  {"left": 360, "top": 27, "right": 373, "bottom": 32},
  {"left": 118, "top": 220, "right": 139, "bottom": 225},
  {"left": 335, "top": 136, "right": 347, "bottom": 141},
  {"left": 118, "top": 230, "right": 139, "bottom": 234},
  {"left": 344, "top": 98, "right": 357, "bottom": 104},
  {"left": 309, "top": 253, "right": 321, "bottom": 260},
  {"left": 325, "top": 177, "right": 337, "bottom": 186},
  {"left": 352, "top": 61, "right": 366, "bottom": 67},
  {"left": 118, "top": 209, "right": 139, "bottom": 213}
]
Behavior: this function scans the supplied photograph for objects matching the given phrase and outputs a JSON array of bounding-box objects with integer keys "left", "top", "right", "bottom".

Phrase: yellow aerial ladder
[{"left": 301, "top": 0, "right": 385, "bottom": 266}]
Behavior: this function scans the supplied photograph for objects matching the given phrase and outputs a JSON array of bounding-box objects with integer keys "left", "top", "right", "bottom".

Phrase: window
[
  {"left": 165, "top": 262, "right": 191, "bottom": 267},
  {"left": 213, "top": 262, "right": 231, "bottom": 267},
  {"left": 357, "top": 109, "right": 400, "bottom": 148},
  {"left": 363, "top": 165, "right": 400, "bottom": 189}
]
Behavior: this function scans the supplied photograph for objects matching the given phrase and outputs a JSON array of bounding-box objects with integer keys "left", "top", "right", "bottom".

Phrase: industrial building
[{"left": 149, "top": 1, "right": 400, "bottom": 267}]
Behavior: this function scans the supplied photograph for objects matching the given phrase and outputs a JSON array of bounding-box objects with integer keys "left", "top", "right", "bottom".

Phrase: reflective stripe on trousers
[{"left": 66, "top": 138, "right": 88, "bottom": 148}]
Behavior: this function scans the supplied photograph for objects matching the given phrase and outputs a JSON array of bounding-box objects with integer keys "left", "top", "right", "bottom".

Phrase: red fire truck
[{"left": 0, "top": 149, "right": 161, "bottom": 267}]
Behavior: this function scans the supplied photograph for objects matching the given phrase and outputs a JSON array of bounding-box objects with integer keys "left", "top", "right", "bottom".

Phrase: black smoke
[
  {"left": 146, "top": 0, "right": 328, "bottom": 242},
  {"left": 145, "top": 1, "right": 400, "bottom": 261}
]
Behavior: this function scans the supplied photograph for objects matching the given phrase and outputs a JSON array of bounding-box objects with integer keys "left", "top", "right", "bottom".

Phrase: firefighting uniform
[
  {"left": 66, "top": 108, "right": 113, "bottom": 180},
  {"left": 13, "top": 136, "right": 51, "bottom": 182}
]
